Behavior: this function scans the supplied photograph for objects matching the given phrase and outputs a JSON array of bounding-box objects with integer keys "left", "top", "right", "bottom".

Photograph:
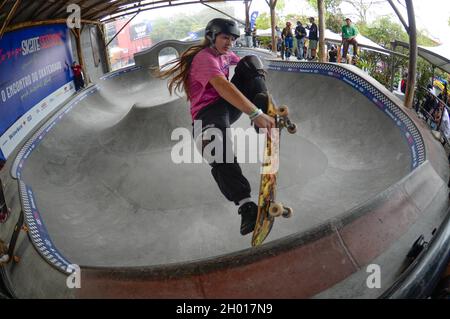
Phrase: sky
[{"left": 132, "top": 0, "right": 450, "bottom": 44}]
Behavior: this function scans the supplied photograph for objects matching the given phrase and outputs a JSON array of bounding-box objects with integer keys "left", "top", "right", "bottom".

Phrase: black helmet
[{"left": 205, "top": 18, "right": 240, "bottom": 43}]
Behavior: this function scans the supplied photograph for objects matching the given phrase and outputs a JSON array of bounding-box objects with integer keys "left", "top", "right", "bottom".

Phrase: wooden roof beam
[
  {"left": 33, "top": 0, "right": 59, "bottom": 18},
  {"left": 5, "top": 18, "right": 101, "bottom": 33},
  {"left": 44, "top": 0, "right": 74, "bottom": 19},
  {"left": 89, "top": 0, "right": 143, "bottom": 20},
  {"left": 0, "top": 0, "right": 20, "bottom": 39},
  {"left": 10, "top": 0, "right": 44, "bottom": 24},
  {"left": 98, "top": 0, "right": 241, "bottom": 22},
  {"left": 81, "top": 0, "right": 127, "bottom": 19},
  {"left": 0, "top": 0, "right": 10, "bottom": 13},
  {"left": 51, "top": 0, "right": 91, "bottom": 18}
]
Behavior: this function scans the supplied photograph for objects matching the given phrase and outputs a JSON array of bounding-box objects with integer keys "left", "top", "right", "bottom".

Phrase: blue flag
[{"left": 250, "top": 11, "right": 259, "bottom": 29}]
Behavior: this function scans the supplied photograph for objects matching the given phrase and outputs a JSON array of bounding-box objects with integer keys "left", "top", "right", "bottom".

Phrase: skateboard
[{"left": 251, "top": 94, "right": 297, "bottom": 247}]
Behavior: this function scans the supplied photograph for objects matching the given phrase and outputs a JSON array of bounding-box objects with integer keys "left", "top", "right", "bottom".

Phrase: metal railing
[{"left": 414, "top": 87, "right": 449, "bottom": 144}]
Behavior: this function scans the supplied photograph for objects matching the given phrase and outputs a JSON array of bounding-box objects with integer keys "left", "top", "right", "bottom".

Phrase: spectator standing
[
  {"left": 252, "top": 28, "right": 258, "bottom": 47},
  {"left": 400, "top": 72, "right": 408, "bottom": 93},
  {"left": 294, "top": 21, "right": 307, "bottom": 61},
  {"left": 282, "top": 21, "right": 294, "bottom": 59},
  {"left": 70, "top": 61, "right": 84, "bottom": 91},
  {"left": 306, "top": 17, "right": 318, "bottom": 60},
  {"left": 328, "top": 45, "right": 337, "bottom": 62},
  {"left": 303, "top": 38, "right": 308, "bottom": 59},
  {"left": 341, "top": 18, "right": 359, "bottom": 62},
  {"left": 245, "top": 27, "right": 252, "bottom": 47},
  {"left": 438, "top": 83, "right": 448, "bottom": 105},
  {"left": 423, "top": 84, "right": 438, "bottom": 114},
  {"left": 275, "top": 26, "right": 282, "bottom": 52}
]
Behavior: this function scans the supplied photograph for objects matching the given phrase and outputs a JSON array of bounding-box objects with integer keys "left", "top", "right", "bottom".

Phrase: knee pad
[{"left": 235, "top": 55, "right": 266, "bottom": 81}]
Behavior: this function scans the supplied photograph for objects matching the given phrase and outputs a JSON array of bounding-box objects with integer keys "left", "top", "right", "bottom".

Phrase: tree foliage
[
  {"left": 353, "top": 16, "right": 439, "bottom": 90},
  {"left": 285, "top": 14, "right": 310, "bottom": 25},
  {"left": 360, "top": 16, "right": 407, "bottom": 47},
  {"left": 255, "top": 12, "right": 272, "bottom": 30},
  {"left": 307, "top": 0, "right": 342, "bottom": 14},
  {"left": 341, "top": 0, "right": 374, "bottom": 23},
  {"left": 326, "top": 12, "right": 346, "bottom": 33},
  {"left": 275, "top": 0, "right": 286, "bottom": 11}
]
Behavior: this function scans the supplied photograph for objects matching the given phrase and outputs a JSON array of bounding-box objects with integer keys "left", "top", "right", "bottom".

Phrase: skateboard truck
[
  {"left": 269, "top": 202, "right": 293, "bottom": 218},
  {"left": 277, "top": 105, "right": 297, "bottom": 134}
]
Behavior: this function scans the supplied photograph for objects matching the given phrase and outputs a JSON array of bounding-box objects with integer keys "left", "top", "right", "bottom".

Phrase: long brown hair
[{"left": 156, "top": 38, "right": 211, "bottom": 101}]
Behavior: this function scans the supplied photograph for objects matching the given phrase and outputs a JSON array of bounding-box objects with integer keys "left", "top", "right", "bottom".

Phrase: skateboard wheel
[
  {"left": 282, "top": 207, "right": 293, "bottom": 218},
  {"left": 269, "top": 202, "right": 283, "bottom": 217},
  {"left": 277, "top": 106, "right": 289, "bottom": 117},
  {"left": 287, "top": 123, "right": 297, "bottom": 134}
]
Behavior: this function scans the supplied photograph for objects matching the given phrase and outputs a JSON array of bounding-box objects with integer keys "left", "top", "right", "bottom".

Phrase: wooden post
[
  {"left": 99, "top": 24, "right": 111, "bottom": 73},
  {"left": 245, "top": 0, "right": 251, "bottom": 32},
  {"left": 71, "top": 26, "right": 89, "bottom": 84},
  {"left": 317, "top": 0, "right": 326, "bottom": 62},
  {"left": 431, "top": 66, "right": 435, "bottom": 87},
  {"left": 404, "top": 0, "right": 417, "bottom": 109},
  {"left": 387, "top": 0, "right": 417, "bottom": 108},
  {"left": 270, "top": 0, "right": 278, "bottom": 54},
  {"left": 389, "top": 41, "right": 397, "bottom": 92}
]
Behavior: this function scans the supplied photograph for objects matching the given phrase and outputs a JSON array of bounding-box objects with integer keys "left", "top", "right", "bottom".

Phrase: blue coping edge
[
  {"left": 10, "top": 61, "right": 426, "bottom": 274},
  {"left": 266, "top": 60, "right": 426, "bottom": 171},
  {"left": 11, "top": 65, "right": 142, "bottom": 274}
]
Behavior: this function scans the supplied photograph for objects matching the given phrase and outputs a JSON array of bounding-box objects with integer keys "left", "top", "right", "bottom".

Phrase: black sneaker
[{"left": 238, "top": 202, "right": 258, "bottom": 235}]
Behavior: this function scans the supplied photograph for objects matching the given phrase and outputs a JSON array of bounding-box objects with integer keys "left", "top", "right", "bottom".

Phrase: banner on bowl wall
[{"left": 0, "top": 24, "right": 76, "bottom": 161}]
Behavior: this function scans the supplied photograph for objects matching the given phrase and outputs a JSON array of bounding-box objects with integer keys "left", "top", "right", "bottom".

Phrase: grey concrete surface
[{"left": 19, "top": 65, "right": 413, "bottom": 268}]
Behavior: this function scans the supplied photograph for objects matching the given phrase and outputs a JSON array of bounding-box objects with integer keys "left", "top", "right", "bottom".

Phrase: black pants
[
  {"left": 74, "top": 75, "right": 84, "bottom": 91},
  {"left": 193, "top": 61, "right": 267, "bottom": 205},
  {"left": 342, "top": 38, "right": 358, "bottom": 59}
]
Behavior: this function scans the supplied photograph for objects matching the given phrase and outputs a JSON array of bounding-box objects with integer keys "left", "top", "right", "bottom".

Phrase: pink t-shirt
[{"left": 188, "top": 47, "right": 240, "bottom": 120}]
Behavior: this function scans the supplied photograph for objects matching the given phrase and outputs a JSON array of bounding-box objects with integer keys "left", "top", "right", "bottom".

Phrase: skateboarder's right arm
[{"left": 209, "top": 75, "right": 275, "bottom": 130}]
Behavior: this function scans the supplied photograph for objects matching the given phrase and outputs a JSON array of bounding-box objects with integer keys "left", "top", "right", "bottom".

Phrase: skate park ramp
[{"left": 7, "top": 45, "right": 449, "bottom": 298}]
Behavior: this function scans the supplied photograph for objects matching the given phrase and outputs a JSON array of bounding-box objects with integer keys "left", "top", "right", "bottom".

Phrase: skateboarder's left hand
[{"left": 254, "top": 113, "right": 275, "bottom": 136}]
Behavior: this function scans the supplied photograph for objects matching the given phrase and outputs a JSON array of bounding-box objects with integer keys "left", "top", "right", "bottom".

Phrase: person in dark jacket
[
  {"left": 328, "top": 45, "right": 337, "bottom": 62},
  {"left": 306, "top": 17, "right": 318, "bottom": 60},
  {"left": 294, "top": 21, "right": 307, "bottom": 60}
]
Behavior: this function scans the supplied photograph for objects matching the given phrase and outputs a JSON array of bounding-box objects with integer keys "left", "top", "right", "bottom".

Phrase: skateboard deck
[{"left": 251, "top": 94, "right": 297, "bottom": 247}]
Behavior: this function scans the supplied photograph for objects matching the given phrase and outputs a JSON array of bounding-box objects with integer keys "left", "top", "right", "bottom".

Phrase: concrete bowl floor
[{"left": 20, "top": 67, "right": 411, "bottom": 267}]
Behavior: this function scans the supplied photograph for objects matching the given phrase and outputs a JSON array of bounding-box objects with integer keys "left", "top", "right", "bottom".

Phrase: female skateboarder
[{"left": 157, "top": 18, "right": 274, "bottom": 235}]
